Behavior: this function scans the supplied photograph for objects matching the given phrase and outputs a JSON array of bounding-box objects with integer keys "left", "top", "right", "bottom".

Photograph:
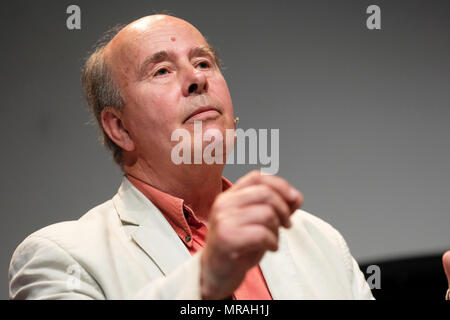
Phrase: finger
[
  {"left": 443, "top": 250, "right": 450, "bottom": 288},
  {"left": 232, "top": 204, "right": 281, "bottom": 235},
  {"left": 228, "top": 185, "right": 292, "bottom": 228},
  {"left": 233, "top": 170, "right": 303, "bottom": 212},
  {"left": 231, "top": 224, "right": 279, "bottom": 256}
]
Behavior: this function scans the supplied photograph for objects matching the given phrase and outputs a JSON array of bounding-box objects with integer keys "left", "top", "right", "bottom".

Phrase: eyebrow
[{"left": 136, "top": 45, "right": 220, "bottom": 80}]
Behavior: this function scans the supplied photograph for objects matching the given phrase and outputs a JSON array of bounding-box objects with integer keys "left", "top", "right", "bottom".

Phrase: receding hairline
[{"left": 105, "top": 14, "right": 203, "bottom": 53}]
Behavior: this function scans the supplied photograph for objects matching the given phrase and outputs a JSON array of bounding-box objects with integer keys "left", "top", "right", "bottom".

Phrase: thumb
[{"left": 443, "top": 251, "right": 450, "bottom": 288}]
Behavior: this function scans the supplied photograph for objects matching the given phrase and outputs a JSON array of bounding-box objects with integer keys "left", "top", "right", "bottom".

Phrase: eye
[
  {"left": 197, "top": 61, "right": 210, "bottom": 69},
  {"left": 154, "top": 68, "right": 169, "bottom": 76}
]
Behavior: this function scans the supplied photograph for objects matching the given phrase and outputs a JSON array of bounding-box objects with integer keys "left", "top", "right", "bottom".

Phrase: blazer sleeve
[
  {"left": 9, "top": 235, "right": 105, "bottom": 300},
  {"left": 9, "top": 234, "right": 204, "bottom": 300}
]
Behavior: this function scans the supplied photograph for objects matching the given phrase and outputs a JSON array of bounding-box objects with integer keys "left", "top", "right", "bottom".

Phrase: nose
[{"left": 183, "top": 67, "right": 208, "bottom": 96}]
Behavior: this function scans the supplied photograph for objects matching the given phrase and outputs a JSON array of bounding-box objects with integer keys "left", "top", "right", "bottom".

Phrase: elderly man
[{"left": 9, "top": 14, "right": 450, "bottom": 300}]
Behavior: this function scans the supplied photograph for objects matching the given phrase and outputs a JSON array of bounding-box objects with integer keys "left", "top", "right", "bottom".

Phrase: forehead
[{"left": 108, "top": 17, "right": 209, "bottom": 76}]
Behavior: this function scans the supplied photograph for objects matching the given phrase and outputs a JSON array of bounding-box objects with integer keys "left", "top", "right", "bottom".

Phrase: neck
[{"left": 124, "top": 158, "right": 225, "bottom": 222}]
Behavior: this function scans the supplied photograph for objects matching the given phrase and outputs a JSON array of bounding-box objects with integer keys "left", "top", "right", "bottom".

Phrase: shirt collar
[{"left": 125, "top": 174, "right": 232, "bottom": 246}]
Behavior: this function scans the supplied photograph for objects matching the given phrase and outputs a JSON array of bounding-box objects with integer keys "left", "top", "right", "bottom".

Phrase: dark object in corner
[{"left": 360, "top": 253, "right": 448, "bottom": 300}]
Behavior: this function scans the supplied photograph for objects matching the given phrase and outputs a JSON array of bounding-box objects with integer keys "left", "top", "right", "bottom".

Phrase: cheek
[
  {"left": 122, "top": 90, "right": 175, "bottom": 141},
  {"left": 131, "top": 85, "right": 180, "bottom": 122},
  {"left": 212, "top": 78, "right": 234, "bottom": 117}
]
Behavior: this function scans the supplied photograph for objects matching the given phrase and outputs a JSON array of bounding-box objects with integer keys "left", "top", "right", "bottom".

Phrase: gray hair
[{"left": 81, "top": 24, "right": 126, "bottom": 166}]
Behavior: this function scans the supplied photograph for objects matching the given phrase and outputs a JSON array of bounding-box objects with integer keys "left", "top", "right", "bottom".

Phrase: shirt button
[{"left": 185, "top": 235, "right": 191, "bottom": 242}]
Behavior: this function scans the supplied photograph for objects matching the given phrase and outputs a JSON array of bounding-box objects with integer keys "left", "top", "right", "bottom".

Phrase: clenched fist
[{"left": 200, "top": 170, "right": 303, "bottom": 299}]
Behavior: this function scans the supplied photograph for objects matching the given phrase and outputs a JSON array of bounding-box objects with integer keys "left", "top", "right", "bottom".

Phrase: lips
[{"left": 184, "top": 105, "right": 220, "bottom": 123}]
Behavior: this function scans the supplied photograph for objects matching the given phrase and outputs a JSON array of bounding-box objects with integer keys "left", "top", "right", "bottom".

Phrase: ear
[{"left": 100, "top": 107, "right": 135, "bottom": 152}]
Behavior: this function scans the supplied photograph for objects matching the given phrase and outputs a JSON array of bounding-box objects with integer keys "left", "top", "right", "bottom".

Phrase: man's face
[{"left": 107, "top": 15, "right": 234, "bottom": 166}]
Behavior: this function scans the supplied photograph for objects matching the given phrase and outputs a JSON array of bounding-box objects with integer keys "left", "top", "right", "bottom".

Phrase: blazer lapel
[
  {"left": 113, "top": 178, "right": 191, "bottom": 276},
  {"left": 113, "top": 177, "right": 306, "bottom": 298}
]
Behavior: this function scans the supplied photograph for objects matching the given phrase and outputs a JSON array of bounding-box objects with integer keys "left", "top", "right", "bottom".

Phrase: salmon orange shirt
[{"left": 126, "top": 174, "right": 272, "bottom": 300}]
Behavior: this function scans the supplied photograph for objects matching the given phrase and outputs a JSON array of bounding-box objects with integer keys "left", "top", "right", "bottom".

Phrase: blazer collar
[{"left": 112, "top": 177, "right": 191, "bottom": 275}]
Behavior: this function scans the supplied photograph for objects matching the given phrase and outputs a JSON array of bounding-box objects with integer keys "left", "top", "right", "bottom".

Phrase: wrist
[{"left": 200, "top": 250, "right": 221, "bottom": 300}]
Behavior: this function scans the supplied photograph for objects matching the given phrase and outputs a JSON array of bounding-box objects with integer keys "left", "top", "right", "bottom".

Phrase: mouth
[{"left": 184, "top": 105, "right": 221, "bottom": 123}]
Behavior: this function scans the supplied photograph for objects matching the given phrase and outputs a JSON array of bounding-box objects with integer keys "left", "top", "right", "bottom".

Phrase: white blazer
[{"left": 9, "top": 178, "right": 374, "bottom": 300}]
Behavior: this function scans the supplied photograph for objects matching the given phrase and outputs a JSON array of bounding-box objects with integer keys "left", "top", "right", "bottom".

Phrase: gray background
[{"left": 1, "top": 0, "right": 449, "bottom": 299}]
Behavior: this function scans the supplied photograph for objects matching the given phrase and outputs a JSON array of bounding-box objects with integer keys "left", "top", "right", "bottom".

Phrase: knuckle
[
  {"left": 258, "top": 206, "right": 274, "bottom": 223},
  {"left": 257, "top": 185, "right": 272, "bottom": 199},
  {"left": 263, "top": 207, "right": 278, "bottom": 224},
  {"left": 250, "top": 170, "right": 261, "bottom": 181},
  {"left": 260, "top": 205, "right": 273, "bottom": 217}
]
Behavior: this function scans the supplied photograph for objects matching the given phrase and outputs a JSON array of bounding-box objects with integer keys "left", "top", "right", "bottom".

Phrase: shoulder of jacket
[
  {"left": 290, "top": 208, "right": 350, "bottom": 252},
  {"left": 12, "top": 199, "right": 117, "bottom": 258},
  {"left": 289, "top": 208, "right": 354, "bottom": 279},
  {"left": 290, "top": 208, "right": 342, "bottom": 236}
]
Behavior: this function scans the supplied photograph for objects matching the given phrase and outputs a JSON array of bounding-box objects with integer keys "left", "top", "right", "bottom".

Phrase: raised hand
[{"left": 200, "top": 170, "right": 303, "bottom": 299}]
